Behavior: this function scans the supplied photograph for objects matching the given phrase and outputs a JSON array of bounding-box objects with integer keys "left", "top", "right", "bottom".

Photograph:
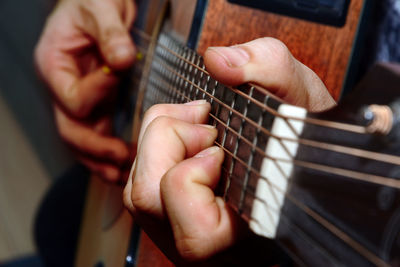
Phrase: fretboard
[
  {"left": 140, "top": 32, "right": 284, "bottom": 220},
  {"left": 134, "top": 31, "right": 400, "bottom": 267}
]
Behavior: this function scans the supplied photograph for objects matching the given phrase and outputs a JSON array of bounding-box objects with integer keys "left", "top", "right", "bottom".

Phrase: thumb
[
  {"left": 203, "top": 37, "right": 335, "bottom": 112},
  {"left": 161, "top": 146, "right": 239, "bottom": 261},
  {"left": 82, "top": 1, "right": 136, "bottom": 69}
]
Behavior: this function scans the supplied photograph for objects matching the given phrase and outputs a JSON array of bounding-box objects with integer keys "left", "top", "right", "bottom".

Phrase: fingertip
[
  {"left": 105, "top": 42, "right": 136, "bottom": 70},
  {"left": 204, "top": 47, "right": 245, "bottom": 86},
  {"left": 193, "top": 146, "right": 221, "bottom": 158}
]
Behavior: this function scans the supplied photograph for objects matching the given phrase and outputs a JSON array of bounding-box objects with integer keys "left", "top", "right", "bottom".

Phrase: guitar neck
[{"left": 135, "top": 29, "right": 400, "bottom": 266}]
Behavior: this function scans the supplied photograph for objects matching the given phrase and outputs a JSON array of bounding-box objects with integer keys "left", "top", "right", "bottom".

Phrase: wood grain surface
[{"left": 197, "top": 0, "right": 365, "bottom": 100}]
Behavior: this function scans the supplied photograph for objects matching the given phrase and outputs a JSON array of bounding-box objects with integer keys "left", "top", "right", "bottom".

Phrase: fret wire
[
  {"left": 179, "top": 47, "right": 190, "bottom": 103},
  {"left": 219, "top": 86, "right": 238, "bottom": 201},
  {"left": 193, "top": 55, "right": 202, "bottom": 100},
  {"left": 198, "top": 57, "right": 206, "bottom": 99},
  {"left": 237, "top": 87, "right": 256, "bottom": 213},
  {"left": 156, "top": 38, "right": 368, "bottom": 135},
  {"left": 146, "top": 54, "right": 390, "bottom": 266},
  {"left": 165, "top": 36, "right": 175, "bottom": 103},
  {"left": 223, "top": 167, "right": 278, "bottom": 230},
  {"left": 152, "top": 51, "right": 400, "bottom": 167},
  {"left": 201, "top": 63, "right": 210, "bottom": 99},
  {"left": 152, "top": 55, "right": 400, "bottom": 189},
  {"left": 172, "top": 43, "right": 185, "bottom": 103},
  {"left": 209, "top": 80, "right": 218, "bottom": 107},
  {"left": 238, "top": 90, "right": 272, "bottom": 213}
]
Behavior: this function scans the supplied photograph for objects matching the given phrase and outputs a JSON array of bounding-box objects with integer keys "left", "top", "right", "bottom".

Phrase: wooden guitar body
[{"left": 74, "top": 0, "right": 400, "bottom": 266}]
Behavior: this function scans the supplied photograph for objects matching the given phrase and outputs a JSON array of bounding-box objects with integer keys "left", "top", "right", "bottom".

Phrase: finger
[
  {"left": 204, "top": 37, "right": 336, "bottom": 112},
  {"left": 123, "top": 0, "right": 136, "bottom": 28},
  {"left": 51, "top": 66, "right": 119, "bottom": 118},
  {"left": 128, "top": 117, "right": 217, "bottom": 218},
  {"left": 34, "top": 12, "right": 121, "bottom": 119},
  {"left": 138, "top": 100, "right": 211, "bottom": 145},
  {"left": 55, "top": 105, "right": 130, "bottom": 166},
  {"left": 160, "top": 146, "right": 239, "bottom": 260},
  {"left": 77, "top": 155, "right": 121, "bottom": 182},
  {"left": 80, "top": 0, "right": 136, "bottom": 69}
]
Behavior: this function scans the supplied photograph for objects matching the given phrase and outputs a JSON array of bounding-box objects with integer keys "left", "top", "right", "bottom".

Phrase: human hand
[
  {"left": 124, "top": 37, "right": 336, "bottom": 264},
  {"left": 204, "top": 37, "right": 336, "bottom": 112},
  {"left": 35, "top": 0, "right": 136, "bottom": 181},
  {"left": 124, "top": 101, "right": 242, "bottom": 264}
]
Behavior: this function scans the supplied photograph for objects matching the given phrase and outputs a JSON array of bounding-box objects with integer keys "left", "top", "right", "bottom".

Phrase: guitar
[{"left": 76, "top": 0, "right": 400, "bottom": 266}]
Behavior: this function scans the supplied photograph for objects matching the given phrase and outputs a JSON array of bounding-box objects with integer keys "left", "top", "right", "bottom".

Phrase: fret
[
  {"left": 185, "top": 50, "right": 196, "bottom": 102},
  {"left": 178, "top": 47, "right": 190, "bottom": 103},
  {"left": 175, "top": 43, "right": 188, "bottom": 103},
  {"left": 237, "top": 87, "right": 256, "bottom": 213},
  {"left": 242, "top": 93, "right": 274, "bottom": 219},
  {"left": 192, "top": 55, "right": 202, "bottom": 100}
]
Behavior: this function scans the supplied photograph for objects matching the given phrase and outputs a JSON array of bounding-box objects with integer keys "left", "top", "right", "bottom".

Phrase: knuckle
[
  {"left": 123, "top": 185, "right": 135, "bottom": 212},
  {"left": 143, "top": 104, "right": 167, "bottom": 120},
  {"left": 71, "top": 104, "right": 90, "bottom": 118},
  {"left": 128, "top": 182, "right": 152, "bottom": 215},
  {"left": 143, "top": 104, "right": 173, "bottom": 127},
  {"left": 259, "top": 37, "right": 292, "bottom": 64},
  {"left": 55, "top": 114, "right": 71, "bottom": 143},
  {"left": 63, "top": 94, "right": 91, "bottom": 118},
  {"left": 149, "top": 115, "right": 173, "bottom": 130},
  {"left": 175, "top": 237, "right": 207, "bottom": 261}
]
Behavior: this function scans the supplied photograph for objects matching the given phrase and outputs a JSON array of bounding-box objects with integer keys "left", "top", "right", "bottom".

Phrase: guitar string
[
  {"left": 147, "top": 37, "right": 400, "bottom": 188},
  {"left": 133, "top": 29, "right": 394, "bottom": 264},
  {"left": 152, "top": 54, "right": 400, "bottom": 179},
  {"left": 139, "top": 36, "right": 400, "bottom": 168},
  {"left": 147, "top": 67, "right": 400, "bottom": 191},
  {"left": 135, "top": 31, "right": 393, "bottom": 266},
  {"left": 156, "top": 35, "right": 371, "bottom": 134},
  {"left": 131, "top": 35, "right": 372, "bottom": 138},
  {"left": 157, "top": 42, "right": 369, "bottom": 135},
  {"left": 223, "top": 167, "right": 338, "bottom": 267},
  {"left": 221, "top": 166, "right": 388, "bottom": 267},
  {"left": 145, "top": 71, "right": 389, "bottom": 267},
  {"left": 149, "top": 62, "right": 400, "bottom": 190},
  {"left": 132, "top": 28, "right": 368, "bottom": 135}
]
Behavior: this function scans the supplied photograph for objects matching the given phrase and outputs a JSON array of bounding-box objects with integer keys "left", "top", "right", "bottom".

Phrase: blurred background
[{"left": 0, "top": 0, "right": 75, "bottom": 264}]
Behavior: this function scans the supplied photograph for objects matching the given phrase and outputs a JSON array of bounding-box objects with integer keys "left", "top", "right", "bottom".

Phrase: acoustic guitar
[{"left": 75, "top": 0, "right": 400, "bottom": 266}]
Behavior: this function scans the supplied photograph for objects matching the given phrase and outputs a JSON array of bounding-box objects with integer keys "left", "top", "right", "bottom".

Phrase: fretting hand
[
  {"left": 35, "top": 0, "right": 136, "bottom": 181},
  {"left": 123, "top": 37, "right": 335, "bottom": 264}
]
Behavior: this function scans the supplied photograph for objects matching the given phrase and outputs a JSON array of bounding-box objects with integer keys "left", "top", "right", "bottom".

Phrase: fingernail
[
  {"left": 208, "top": 46, "right": 250, "bottom": 67},
  {"left": 196, "top": 124, "right": 216, "bottom": 129},
  {"left": 184, "top": 99, "right": 207, "bottom": 105},
  {"left": 194, "top": 146, "right": 220, "bottom": 158},
  {"left": 110, "top": 45, "right": 134, "bottom": 63}
]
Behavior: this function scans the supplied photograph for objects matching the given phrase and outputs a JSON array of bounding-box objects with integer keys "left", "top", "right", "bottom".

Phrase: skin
[
  {"left": 36, "top": 1, "right": 336, "bottom": 264},
  {"left": 35, "top": 0, "right": 136, "bottom": 181}
]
